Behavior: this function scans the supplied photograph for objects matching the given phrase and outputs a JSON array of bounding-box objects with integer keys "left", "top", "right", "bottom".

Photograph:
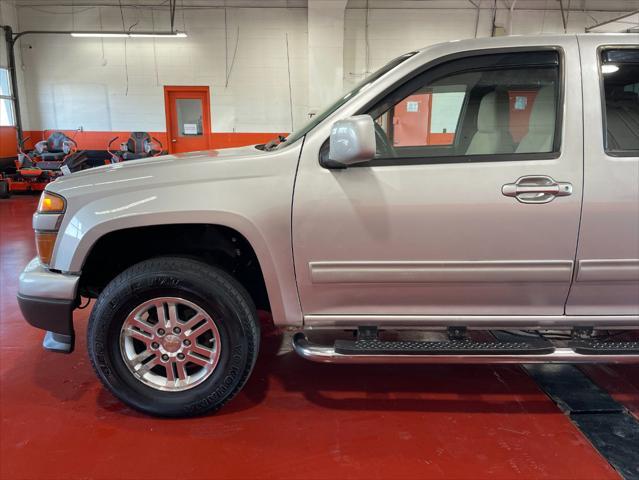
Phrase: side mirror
[{"left": 327, "top": 115, "right": 376, "bottom": 167}]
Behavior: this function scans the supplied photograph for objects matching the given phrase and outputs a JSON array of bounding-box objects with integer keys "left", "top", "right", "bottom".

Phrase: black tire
[
  {"left": 87, "top": 256, "right": 260, "bottom": 417},
  {"left": 0, "top": 180, "right": 10, "bottom": 199}
]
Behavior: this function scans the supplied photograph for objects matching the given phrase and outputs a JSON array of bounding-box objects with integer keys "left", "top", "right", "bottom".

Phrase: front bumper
[
  {"left": 17, "top": 294, "right": 75, "bottom": 335},
  {"left": 17, "top": 257, "right": 80, "bottom": 351}
]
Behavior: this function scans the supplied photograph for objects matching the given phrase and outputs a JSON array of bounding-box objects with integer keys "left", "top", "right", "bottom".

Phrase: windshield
[{"left": 274, "top": 52, "right": 417, "bottom": 149}]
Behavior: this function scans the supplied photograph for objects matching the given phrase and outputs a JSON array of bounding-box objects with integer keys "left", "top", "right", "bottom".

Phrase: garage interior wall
[
  {"left": 0, "top": 0, "right": 26, "bottom": 156},
  {"left": 1, "top": 0, "right": 636, "bottom": 152}
]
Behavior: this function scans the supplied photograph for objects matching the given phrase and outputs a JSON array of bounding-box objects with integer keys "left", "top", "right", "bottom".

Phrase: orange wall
[
  {"left": 0, "top": 127, "right": 18, "bottom": 157},
  {"left": 428, "top": 132, "right": 455, "bottom": 145},
  {"left": 21, "top": 130, "right": 287, "bottom": 152},
  {"left": 22, "top": 131, "right": 168, "bottom": 151},
  {"left": 209, "top": 132, "right": 287, "bottom": 149}
]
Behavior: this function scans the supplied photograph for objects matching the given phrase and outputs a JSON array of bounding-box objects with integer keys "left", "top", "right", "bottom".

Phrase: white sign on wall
[{"left": 183, "top": 123, "right": 198, "bottom": 135}]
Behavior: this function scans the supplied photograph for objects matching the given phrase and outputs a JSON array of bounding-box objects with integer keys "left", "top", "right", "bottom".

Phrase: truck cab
[{"left": 18, "top": 34, "right": 639, "bottom": 417}]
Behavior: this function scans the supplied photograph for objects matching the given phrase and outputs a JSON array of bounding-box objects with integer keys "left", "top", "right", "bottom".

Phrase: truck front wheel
[{"left": 87, "top": 257, "right": 260, "bottom": 417}]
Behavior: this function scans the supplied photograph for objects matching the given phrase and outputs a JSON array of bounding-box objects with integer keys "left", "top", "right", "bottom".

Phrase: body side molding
[
  {"left": 576, "top": 259, "right": 639, "bottom": 282},
  {"left": 309, "top": 260, "right": 574, "bottom": 284}
]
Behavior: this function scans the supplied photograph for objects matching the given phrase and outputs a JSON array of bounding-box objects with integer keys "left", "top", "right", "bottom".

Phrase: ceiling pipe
[
  {"left": 490, "top": 0, "right": 497, "bottom": 36},
  {"left": 472, "top": 0, "right": 481, "bottom": 38},
  {"left": 508, "top": 0, "right": 518, "bottom": 35},
  {"left": 1, "top": 25, "right": 23, "bottom": 143},
  {"left": 559, "top": 0, "right": 568, "bottom": 32},
  {"left": 585, "top": 9, "right": 639, "bottom": 32}
]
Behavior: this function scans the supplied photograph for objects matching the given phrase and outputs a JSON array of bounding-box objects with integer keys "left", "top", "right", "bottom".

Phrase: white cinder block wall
[
  {"left": 3, "top": 1, "right": 636, "bottom": 134},
  {"left": 12, "top": 4, "right": 308, "bottom": 133}
]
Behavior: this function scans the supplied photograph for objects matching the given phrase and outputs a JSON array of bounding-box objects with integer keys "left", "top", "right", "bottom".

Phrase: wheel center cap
[{"left": 162, "top": 334, "right": 181, "bottom": 353}]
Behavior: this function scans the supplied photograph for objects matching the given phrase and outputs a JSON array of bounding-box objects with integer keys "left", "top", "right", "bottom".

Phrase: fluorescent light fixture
[
  {"left": 71, "top": 31, "right": 187, "bottom": 38},
  {"left": 130, "top": 32, "right": 187, "bottom": 38},
  {"left": 71, "top": 32, "right": 128, "bottom": 38},
  {"left": 601, "top": 64, "right": 619, "bottom": 74}
]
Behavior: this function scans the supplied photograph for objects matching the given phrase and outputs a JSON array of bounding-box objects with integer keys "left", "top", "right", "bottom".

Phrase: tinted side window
[
  {"left": 601, "top": 48, "right": 639, "bottom": 155},
  {"left": 368, "top": 51, "right": 561, "bottom": 163}
]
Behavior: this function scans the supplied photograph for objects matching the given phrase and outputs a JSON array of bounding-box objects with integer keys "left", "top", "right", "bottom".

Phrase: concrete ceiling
[{"left": 11, "top": 0, "right": 639, "bottom": 12}]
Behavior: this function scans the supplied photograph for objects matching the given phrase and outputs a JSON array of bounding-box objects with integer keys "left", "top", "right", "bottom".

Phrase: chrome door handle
[{"left": 502, "top": 175, "right": 572, "bottom": 204}]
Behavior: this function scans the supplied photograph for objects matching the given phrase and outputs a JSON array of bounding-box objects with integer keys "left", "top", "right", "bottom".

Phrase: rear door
[
  {"left": 292, "top": 38, "right": 584, "bottom": 322},
  {"left": 566, "top": 37, "right": 639, "bottom": 315}
]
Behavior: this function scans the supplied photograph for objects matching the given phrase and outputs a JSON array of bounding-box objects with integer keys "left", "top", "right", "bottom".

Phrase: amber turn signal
[
  {"left": 35, "top": 231, "right": 58, "bottom": 266},
  {"left": 37, "top": 191, "right": 66, "bottom": 214}
]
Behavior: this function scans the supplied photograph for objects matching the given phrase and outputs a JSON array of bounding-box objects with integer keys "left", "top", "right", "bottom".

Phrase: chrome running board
[{"left": 292, "top": 333, "right": 639, "bottom": 364}]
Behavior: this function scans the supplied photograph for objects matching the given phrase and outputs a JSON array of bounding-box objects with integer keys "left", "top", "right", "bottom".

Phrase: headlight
[
  {"left": 35, "top": 191, "right": 66, "bottom": 265},
  {"left": 37, "top": 191, "right": 66, "bottom": 214}
]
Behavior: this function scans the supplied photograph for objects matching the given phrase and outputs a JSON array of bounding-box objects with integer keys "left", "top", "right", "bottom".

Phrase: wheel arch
[{"left": 63, "top": 211, "right": 298, "bottom": 326}]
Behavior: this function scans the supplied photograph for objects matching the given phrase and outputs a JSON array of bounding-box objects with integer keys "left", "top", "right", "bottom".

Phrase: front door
[
  {"left": 164, "top": 86, "right": 211, "bottom": 153},
  {"left": 292, "top": 39, "right": 584, "bottom": 323}
]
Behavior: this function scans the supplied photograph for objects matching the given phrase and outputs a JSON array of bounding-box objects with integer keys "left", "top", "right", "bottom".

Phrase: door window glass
[
  {"left": 369, "top": 52, "right": 560, "bottom": 162},
  {"left": 600, "top": 49, "right": 639, "bottom": 154},
  {"left": 176, "top": 98, "right": 203, "bottom": 137}
]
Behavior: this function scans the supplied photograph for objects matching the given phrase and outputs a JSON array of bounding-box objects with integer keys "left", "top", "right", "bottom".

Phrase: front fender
[{"left": 49, "top": 151, "right": 302, "bottom": 327}]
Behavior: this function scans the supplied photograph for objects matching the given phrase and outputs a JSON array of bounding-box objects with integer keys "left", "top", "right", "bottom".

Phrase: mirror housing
[{"left": 327, "top": 115, "right": 376, "bottom": 167}]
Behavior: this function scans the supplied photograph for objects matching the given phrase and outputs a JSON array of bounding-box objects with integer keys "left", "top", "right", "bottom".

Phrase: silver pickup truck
[{"left": 17, "top": 34, "right": 639, "bottom": 417}]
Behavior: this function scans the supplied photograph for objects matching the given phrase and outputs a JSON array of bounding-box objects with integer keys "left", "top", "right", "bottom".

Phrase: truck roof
[{"left": 416, "top": 32, "right": 637, "bottom": 53}]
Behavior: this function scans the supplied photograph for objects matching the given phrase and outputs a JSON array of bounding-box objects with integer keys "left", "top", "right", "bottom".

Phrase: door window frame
[
  {"left": 598, "top": 46, "right": 639, "bottom": 158},
  {"left": 348, "top": 47, "right": 565, "bottom": 168}
]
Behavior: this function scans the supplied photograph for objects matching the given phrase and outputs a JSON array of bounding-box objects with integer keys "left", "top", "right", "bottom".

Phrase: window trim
[
  {"left": 349, "top": 46, "right": 565, "bottom": 168},
  {"left": 598, "top": 45, "right": 639, "bottom": 158}
]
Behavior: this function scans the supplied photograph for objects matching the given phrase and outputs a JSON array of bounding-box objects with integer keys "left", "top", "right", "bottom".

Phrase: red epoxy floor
[
  {"left": 0, "top": 195, "right": 631, "bottom": 480},
  {"left": 582, "top": 364, "right": 639, "bottom": 419}
]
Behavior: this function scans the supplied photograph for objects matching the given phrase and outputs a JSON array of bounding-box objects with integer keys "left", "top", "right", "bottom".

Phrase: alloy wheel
[{"left": 119, "top": 297, "right": 221, "bottom": 392}]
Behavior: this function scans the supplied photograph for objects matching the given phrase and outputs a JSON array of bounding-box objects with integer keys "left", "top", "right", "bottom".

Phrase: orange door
[
  {"left": 392, "top": 93, "right": 432, "bottom": 147},
  {"left": 164, "top": 86, "right": 211, "bottom": 154}
]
